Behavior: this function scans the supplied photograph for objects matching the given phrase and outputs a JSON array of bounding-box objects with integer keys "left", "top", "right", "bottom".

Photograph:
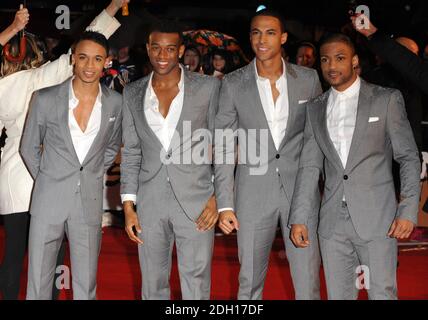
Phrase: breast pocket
[{"left": 103, "top": 118, "right": 117, "bottom": 140}]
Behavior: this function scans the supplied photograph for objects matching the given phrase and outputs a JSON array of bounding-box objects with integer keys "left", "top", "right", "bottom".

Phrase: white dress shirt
[
  {"left": 69, "top": 80, "right": 102, "bottom": 165},
  {"left": 144, "top": 65, "right": 185, "bottom": 152},
  {"left": 121, "top": 66, "right": 185, "bottom": 204},
  {"left": 326, "top": 76, "right": 361, "bottom": 201},
  {"left": 218, "top": 59, "right": 290, "bottom": 214},
  {"left": 326, "top": 76, "right": 361, "bottom": 168},
  {"left": 255, "top": 59, "right": 289, "bottom": 151}
]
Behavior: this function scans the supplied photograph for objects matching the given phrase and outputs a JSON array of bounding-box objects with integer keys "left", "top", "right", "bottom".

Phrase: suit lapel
[
  {"left": 170, "top": 69, "right": 193, "bottom": 154},
  {"left": 82, "top": 85, "right": 112, "bottom": 165},
  {"left": 313, "top": 92, "right": 344, "bottom": 170},
  {"left": 345, "top": 80, "right": 372, "bottom": 172},
  {"left": 133, "top": 76, "right": 164, "bottom": 151},
  {"left": 246, "top": 61, "right": 277, "bottom": 151},
  {"left": 278, "top": 63, "right": 298, "bottom": 151},
  {"left": 56, "top": 79, "right": 80, "bottom": 164}
]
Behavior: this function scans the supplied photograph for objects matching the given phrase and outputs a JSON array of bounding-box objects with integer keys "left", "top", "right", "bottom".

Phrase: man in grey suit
[
  {"left": 290, "top": 34, "right": 421, "bottom": 300},
  {"left": 214, "top": 9, "right": 323, "bottom": 300},
  {"left": 20, "top": 32, "right": 122, "bottom": 300},
  {"left": 121, "top": 21, "right": 220, "bottom": 300}
]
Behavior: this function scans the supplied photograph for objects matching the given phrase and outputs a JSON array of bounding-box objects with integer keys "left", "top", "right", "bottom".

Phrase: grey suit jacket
[
  {"left": 20, "top": 78, "right": 123, "bottom": 225},
  {"left": 214, "top": 60, "right": 322, "bottom": 219},
  {"left": 289, "top": 80, "right": 421, "bottom": 241},
  {"left": 120, "top": 68, "right": 220, "bottom": 224}
]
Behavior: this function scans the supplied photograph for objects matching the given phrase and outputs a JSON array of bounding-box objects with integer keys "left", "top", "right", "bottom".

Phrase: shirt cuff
[
  {"left": 218, "top": 208, "right": 234, "bottom": 213},
  {"left": 86, "top": 9, "right": 121, "bottom": 40},
  {"left": 121, "top": 194, "right": 136, "bottom": 204}
]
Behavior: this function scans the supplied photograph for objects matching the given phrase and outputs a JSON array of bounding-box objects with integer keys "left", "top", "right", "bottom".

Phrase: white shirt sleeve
[
  {"left": 121, "top": 194, "right": 137, "bottom": 205},
  {"left": 85, "top": 9, "right": 121, "bottom": 39},
  {"left": 218, "top": 208, "right": 234, "bottom": 213}
]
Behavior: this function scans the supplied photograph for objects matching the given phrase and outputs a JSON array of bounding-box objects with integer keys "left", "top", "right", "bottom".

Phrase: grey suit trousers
[
  {"left": 137, "top": 169, "right": 214, "bottom": 300},
  {"left": 237, "top": 174, "right": 321, "bottom": 300},
  {"left": 26, "top": 195, "right": 102, "bottom": 300},
  {"left": 319, "top": 202, "right": 398, "bottom": 300}
]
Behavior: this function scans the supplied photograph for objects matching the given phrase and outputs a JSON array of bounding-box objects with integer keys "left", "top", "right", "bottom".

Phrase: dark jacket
[{"left": 367, "top": 32, "right": 428, "bottom": 95}]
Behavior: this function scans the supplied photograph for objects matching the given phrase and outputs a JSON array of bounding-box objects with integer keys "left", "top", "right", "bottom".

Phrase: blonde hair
[{"left": 1, "top": 33, "right": 44, "bottom": 77}]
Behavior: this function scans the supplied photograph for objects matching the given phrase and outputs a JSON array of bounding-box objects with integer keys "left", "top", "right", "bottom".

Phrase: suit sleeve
[
  {"left": 120, "top": 87, "right": 142, "bottom": 197},
  {"left": 288, "top": 107, "right": 324, "bottom": 227},
  {"left": 368, "top": 32, "right": 428, "bottom": 95},
  {"left": 104, "top": 99, "right": 123, "bottom": 172},
  {"left": 19, "top": 91, "right": 46, "bottom": 179},
  {"left": 386, "top": 90, "right": 421, "bottom": 224},
  {"left": 207, "top": 78, "right": 221, "bottom": 187},
  {"left": 214, "top": 77, "right": 238, "bottom": 211}
]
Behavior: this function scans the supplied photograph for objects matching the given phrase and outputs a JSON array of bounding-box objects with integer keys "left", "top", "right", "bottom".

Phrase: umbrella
[{"left": 183, "top": 29, "right": 248, "bottom": 63}]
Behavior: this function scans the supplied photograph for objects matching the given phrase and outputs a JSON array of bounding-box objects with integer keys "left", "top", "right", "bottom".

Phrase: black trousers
[{"left": 0, "top": 212, "right": 66, "bottom": 300}]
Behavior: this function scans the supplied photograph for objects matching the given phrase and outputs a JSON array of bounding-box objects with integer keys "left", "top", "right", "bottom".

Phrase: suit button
[
  {"left": 166, "top": 154, "right": 171, "bottom": 159},
  {"left": 276, "top": 154, "right": 280, "bottom": 159},
  {"left": 80, "top": 167, "right": 83, "bottom": 171},
  {"left": 343, "top": 175, "right": 349, "bottom": 180}
]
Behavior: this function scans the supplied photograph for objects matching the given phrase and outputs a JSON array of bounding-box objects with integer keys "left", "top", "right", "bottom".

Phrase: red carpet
[{"left": 1, "top": 226, "right": 427, "bottom": 300}]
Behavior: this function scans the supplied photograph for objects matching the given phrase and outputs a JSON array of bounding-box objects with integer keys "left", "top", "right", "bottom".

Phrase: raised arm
[
  {"left": 352, "top": 14, "right": 428, "bottom": 95},
  {"left": 105, "top": 0, "right": 131, "bottom": 22},
  {"left": 31, "top": 0, "right": 129, "bottom": 91},
  {"left": 0, "top": 6, "right": 29, "bottom": 47}
]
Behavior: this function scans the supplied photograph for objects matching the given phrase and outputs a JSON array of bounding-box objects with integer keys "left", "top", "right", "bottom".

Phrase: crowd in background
[
  {"left": 0, "top": 1, "right": 428, "bottom": 301},
  {"left": 1, "top": 18, "right": 428, "bottom": 153}
]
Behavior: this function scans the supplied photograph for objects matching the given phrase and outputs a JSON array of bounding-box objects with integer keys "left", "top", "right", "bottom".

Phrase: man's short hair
[
  {"left": 72, "top": 31, "right": 109, "bottom": 55},
  {"left": 147, "top": 20, "right": 184, "bottom": 45},
  {"left": 251, "top": 9, "right": 286, "bottom": 33},
  {"left": 319, "top": 33, "right": 356, "bottom": 55}
]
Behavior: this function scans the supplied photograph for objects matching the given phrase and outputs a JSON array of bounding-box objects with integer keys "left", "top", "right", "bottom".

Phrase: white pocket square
[
  {"left": 298, "top": 100, "right": 308, "bottom": 104},
  {"left": 109, "top": 117, "right": 116, "bottom": 122},
  {"left": 369, "top": 117, "right": 379, "bottom": 123}
]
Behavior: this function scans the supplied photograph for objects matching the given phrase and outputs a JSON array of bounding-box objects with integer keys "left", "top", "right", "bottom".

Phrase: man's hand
[
  {"left": 11, "top": 6, "right": 29, "bottom": 33},
  {"left": 106, "top": 0, "right": 130, "bottom": 17},
  {"left": 388, "top": 219, "right": 415, "bottom": 240},
  {"left": 218, "top": 210, "right": 239, "bottom": 235},
  {"left": 124, "top": 201, "right": 143, "bottom": 244},
  {"left": 350, "top": 13, "right": 378, "bottom": 38},
  {"left": 196, "top": 196, "right": 219, "bottom": 232},
  {"left": 290, "top": 224, "right": 310, "bottom": 248}
]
